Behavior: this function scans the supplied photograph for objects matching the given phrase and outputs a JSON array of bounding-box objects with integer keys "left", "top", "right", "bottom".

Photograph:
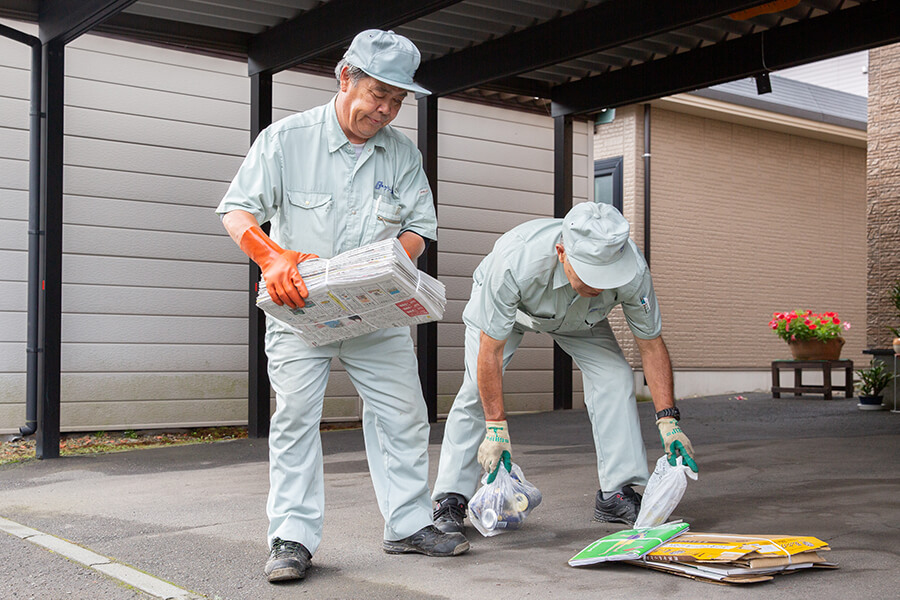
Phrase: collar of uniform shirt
[
  {"left": 551, "top": 260, "right": 570, "bottom": 290},
  {"left": 325, "top": 94, "right": 389, "bottom": 153}
]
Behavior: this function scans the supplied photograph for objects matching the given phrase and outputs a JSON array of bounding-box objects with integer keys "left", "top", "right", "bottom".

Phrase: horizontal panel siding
[
  {"left": 59, "top": 314, "right": 246, "bottom": 344},
  {"left": 66, "top": 105, "right": 249, "bottom": 154},
  {"left": 59, "top": 399, "right": 248, "bottom": 431},
  {"left": 64, "top": 196, "right": 227, "bottom": 236},
  {"left": 0, "top": 189, "right": 27, "bottom": 221},
  {"left": 57, "top": 343, "right": 245, "bottom": 372},
  {"left": 0, "top": 156, "right": 27, "bottom": 189},
  {"left": 64, "top": 165, "right": 231, "bottom": 204},
  {"left": 62, "top": 224, "right": 241, "bottom": 263},
  {"left": 62, "top": 255, "right": 244, "bottom": 290},
  {"left": 0, "top": 20, "right": 590, "bottom": 432},
  {"left": 66, "top": 77, "right": 249, "bottom": 128},
  {"left": 63, "top": 285, "right": 246, "bottom": 318},
  {"left": 0, "top": 126, "right": 28, "bottom": 160},
  {"left": 63, "top": 136, "right": 244, "bottom": 181},
  {"left": 0, "top": 250, "right": 26, "bottom": 281}
]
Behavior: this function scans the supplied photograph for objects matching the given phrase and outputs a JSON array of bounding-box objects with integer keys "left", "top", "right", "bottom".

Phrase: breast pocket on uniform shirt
[
  {"left": 370, "top": 193, "right": 403, "bottom": 240},
  {"left": 585, "top": 306, "right": 611, "bottom": 327},
  {"left": 286, "top": 190, "right": 333, "bottom": 234}
]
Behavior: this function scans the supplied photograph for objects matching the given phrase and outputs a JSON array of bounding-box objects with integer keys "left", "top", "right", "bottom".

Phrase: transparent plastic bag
[
  {"left": 633, "top": 454, "right": 698, "bottom": 529},
  {"left": 468, "top": 462, "right": 542, "bottom": 537}
]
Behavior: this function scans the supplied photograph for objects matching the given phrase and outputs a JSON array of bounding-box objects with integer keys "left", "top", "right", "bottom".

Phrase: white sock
[{"left": 601, "top": 489, "right": 623, "bottom": 500}]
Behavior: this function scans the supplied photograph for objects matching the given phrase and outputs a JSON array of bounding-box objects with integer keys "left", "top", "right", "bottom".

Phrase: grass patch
[{"left": 0, "top": 426, "right": 248, "bottom": 466}]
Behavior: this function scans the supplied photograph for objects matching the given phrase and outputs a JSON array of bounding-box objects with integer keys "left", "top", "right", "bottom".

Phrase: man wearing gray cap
[
  {"left": 432, "top": 202, "right": 698, "bottom": 533},
  {"left": 217, "top": 29, "right": 467, "bottom": 583}
]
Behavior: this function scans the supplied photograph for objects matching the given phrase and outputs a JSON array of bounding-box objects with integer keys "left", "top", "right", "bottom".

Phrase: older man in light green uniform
[
  {"left": 217, "top": 29, "right": 468, "bottom": 584},
  {"left": 432, "top": 202, "right": 697, "bottom": 533}
]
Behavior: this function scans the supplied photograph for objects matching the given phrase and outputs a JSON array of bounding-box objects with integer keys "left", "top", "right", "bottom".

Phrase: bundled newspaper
[{"left": 257, "top": 238, "right": 446, "bottom": 347}]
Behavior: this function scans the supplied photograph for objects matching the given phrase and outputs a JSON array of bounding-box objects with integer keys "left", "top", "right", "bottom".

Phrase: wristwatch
[{"left": 655, "top": 407, "right": 681, "bottom": 421}]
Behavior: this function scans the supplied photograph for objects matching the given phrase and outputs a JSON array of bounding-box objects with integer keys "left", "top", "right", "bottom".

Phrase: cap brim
[
  {"left": 567, "top": 242, "right": 639, "bottom": 289},
  {"left": 361, "top": 69, "right": 431, "bottom": 95}
]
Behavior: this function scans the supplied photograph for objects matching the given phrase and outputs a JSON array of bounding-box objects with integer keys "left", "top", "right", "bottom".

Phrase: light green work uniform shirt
[
  {"left": 215, "top": 96, "right": 437, "bottom": 258},
  {"left": 463, "top": 217, "right": 662, "bottom": 341}
]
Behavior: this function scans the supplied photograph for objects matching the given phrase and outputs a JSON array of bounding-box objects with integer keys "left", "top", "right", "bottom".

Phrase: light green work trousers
[
  {"left": 433, "top": 320, "right": 650, "bottom": 501},
  {"left": 265, "top": 323, "right": 433, "bottom": 554}
]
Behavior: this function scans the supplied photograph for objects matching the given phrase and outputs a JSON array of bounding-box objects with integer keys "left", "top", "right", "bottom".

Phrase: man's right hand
[
  {"left": 477, "top": 420, "right": 512, "bottom": 483},
  {"left": 657, "top": 417, "right": 698, "bottom": 473},
  {"left": 238, "top": 226, "right": 317, "bottom": 309}
]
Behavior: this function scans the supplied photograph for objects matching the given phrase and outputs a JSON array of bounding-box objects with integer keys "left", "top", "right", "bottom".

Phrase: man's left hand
[{"left": 656, "top": 417, "right": 698, "bottom": 472}]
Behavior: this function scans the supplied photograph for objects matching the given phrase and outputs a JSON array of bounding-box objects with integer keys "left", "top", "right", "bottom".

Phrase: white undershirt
[{"left": 350, "top": 142, "right": 365, "bottom": 159}]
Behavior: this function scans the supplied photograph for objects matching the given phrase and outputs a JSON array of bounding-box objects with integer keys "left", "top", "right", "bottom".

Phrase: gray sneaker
[
  {"left": 383, "top": 525, "right": 470, "bottom": 556},
  {"left": 593, "top": 486, "right": 642, "bottom": 526},
  {"left": 433, "top": 493, "right": 467, "bottom": 534},
  {"left": 265, "top": 538, "right": 311, "bottom": 582}
]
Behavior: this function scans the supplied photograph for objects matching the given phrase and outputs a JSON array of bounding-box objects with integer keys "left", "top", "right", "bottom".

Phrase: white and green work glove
[
  {"left": 657, "top": 417, "right": 698, "bottom": 473},
  {"left": 477, "top": 420, "right": 513, "bottom": 483}
]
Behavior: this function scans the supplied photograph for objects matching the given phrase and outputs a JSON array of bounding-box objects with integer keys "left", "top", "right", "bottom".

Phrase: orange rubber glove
[{"left": 239, "top": 226, "right": 317, "bottom": 309}]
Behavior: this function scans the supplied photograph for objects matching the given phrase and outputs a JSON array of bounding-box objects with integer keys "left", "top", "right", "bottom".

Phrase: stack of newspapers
[{"left": 257, "top": 238, "right": 446, "bottom": 347}]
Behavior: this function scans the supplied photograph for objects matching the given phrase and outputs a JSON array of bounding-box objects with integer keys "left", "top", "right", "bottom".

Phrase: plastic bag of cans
[{"left": 468, "top": 461, "right": 542, "bottom": 537}]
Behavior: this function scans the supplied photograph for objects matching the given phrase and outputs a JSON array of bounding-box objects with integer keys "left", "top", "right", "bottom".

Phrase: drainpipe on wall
[
  {"left": 643, "top": 103, "right": 651, "bottom": 267},
  {"left": 0, "top": 23, "right": 42, "bottom": 437}
]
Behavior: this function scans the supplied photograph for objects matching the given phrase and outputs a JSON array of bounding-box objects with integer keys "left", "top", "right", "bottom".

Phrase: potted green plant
[
  {"left": 768, "top": 310, "right": 850, "bottom": 360},
  {"left": 888, "top": 282, "right": 900, "bottom": 356},
  {"left": 855, "top": 359, "right": 897, "bottom": 411}
]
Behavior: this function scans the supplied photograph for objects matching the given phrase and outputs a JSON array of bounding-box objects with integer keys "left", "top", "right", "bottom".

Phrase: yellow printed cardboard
[
  {"left": 739, "top": 535, "right": 829, "bottom": 558},
  {"left": 647, "top": 533, "right": 829, "bottom": 563},
  {"left": 647, "top": 539, "right": 749, "bottom": 562}
]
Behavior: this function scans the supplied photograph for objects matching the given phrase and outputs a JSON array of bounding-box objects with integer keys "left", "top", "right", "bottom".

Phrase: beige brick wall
[
  {"left": 593, "top": 106, "right": 644, "bottom": 365},
  {"left": 867, "top": 43, "right": 900, "bottom": 349},
  {"left": 595, "top": 103, "right": 868, "bottom": 375}
]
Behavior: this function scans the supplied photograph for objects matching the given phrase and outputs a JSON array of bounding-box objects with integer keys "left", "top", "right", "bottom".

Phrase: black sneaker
[
  {"left": 593, "top": 486, "right": 642, "bottom": 526},
  {"left": 265, "top": 538, "right": 311, "bottom": 582},
  {"left": 433, "top": 493, "right": 467, "bottom": 534},
  {"left": 382, "top": 525, "right": 470, "bottom": 556}
]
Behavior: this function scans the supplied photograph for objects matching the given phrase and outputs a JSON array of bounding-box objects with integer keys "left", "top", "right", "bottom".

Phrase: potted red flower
[{"left": 769, "top": 310, "right": 850, "bottom": 360}]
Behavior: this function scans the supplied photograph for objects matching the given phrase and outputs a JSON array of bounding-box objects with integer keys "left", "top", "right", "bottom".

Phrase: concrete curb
[{"left": 0, "top": 516, "right": 204, "bottom": 600}]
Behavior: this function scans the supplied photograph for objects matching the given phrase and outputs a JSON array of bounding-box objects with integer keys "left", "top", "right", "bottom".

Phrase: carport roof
[{"left": 1, "top": 0, "right": 898, "bottom": 117}]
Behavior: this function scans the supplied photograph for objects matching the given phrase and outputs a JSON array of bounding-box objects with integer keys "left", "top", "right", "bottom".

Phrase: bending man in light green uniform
[
  {"left": 432, "top": 202, "right": 697, "bottom": 533},
  {"left": 217, "top": 29, "right": 468, "bottom": 584}
]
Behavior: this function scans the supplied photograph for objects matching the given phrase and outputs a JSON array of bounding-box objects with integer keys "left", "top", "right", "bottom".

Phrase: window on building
[{"left": 594, "top": 156, "right": 623, "bottom": 212}]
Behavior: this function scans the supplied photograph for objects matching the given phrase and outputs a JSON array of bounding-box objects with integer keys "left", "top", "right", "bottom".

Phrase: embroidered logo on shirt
[{"left": 374, "top": 180, "right": 395, "bottom": 195}]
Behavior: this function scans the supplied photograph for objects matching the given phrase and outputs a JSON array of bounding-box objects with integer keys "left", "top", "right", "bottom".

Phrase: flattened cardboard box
[
  {"left": 631, "top": 532, "right": 836, "bottom": 585},
  {"left": 646, "top": 533, "right": 829, "bottom": 563}
]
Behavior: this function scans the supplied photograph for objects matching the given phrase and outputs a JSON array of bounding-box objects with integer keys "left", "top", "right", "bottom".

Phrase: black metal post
[
  {"left": 553, "top": 115, "right": 573, "bottom": 410},
  {"left": 247, "top": 71, "right": 273, "bottom": 438},
  {"left": 0, "top": 24, "right": 42, "bottom": 437},
  {"left": 36, "top": 40, "right": 65, "bottom": 458},
  {"left": 417, "top": 95, "right": 439, "bottom": 423},
  {"left": 643, "top": 103, "right": 651, "bottom": 267}
]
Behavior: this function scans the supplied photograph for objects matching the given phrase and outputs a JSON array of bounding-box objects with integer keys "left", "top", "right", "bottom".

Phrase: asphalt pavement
[{"left": 1, "top": 391, "right": 899, "bottom": 600}]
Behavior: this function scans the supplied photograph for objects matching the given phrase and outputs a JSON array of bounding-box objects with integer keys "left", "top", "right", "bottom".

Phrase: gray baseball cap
[
  {"left": 561, "top": 202, "right": 639, "bottom": 289},
  {"left": 343, "top": 29, "right": 431, "bottom": 96}
]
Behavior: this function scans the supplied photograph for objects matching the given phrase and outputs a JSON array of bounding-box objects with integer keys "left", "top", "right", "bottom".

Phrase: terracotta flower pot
[{"left": 788, "top": 337, "right": 844, "bottom": 360}]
